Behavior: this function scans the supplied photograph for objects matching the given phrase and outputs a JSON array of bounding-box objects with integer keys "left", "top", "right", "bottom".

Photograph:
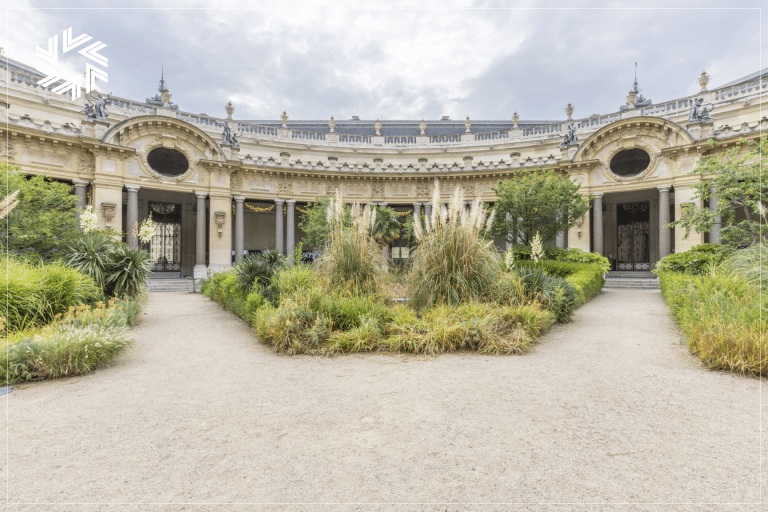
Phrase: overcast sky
[{"left": 3, "top": 0, "right": 764, "bottom": 123}]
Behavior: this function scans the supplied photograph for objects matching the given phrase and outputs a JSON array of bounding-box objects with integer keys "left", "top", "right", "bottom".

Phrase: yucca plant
[
  {"left": 408, "top": 179, "right": 501, "bottom": 309},
  {"left": 106, "top": 244, "right": 152, "bottom": 298},
  {"left": 234, "top": 250, "right": 287, "bottom": 302},
  {"left": 64, "top": 231, "right": 117, "bottom": 290}
]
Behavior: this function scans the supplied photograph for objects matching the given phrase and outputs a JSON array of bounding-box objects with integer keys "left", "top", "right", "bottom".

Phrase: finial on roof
[
  {"left": 698, "top": 70, "right": 710, "bottom": 92},
  {"left": 329, "top": 116, "right": 336, "bottom": 133},
  {"left": 374, "top": 119, "right": 382, "bottom": 136},
  {"left": 419, "top": 119, "right": 427, "bottom": 136},
  {"left": 281, "top": 111, "right": 288, "bottom": 128},
  {"left": 565, "top": 102, "right": 574, "bottom": 120},
  {"left": 225, "top": 101, "right": 234, "bottom": 120},
  {"left": 464, "top": 116, "right": 471, "bottom": 133}
]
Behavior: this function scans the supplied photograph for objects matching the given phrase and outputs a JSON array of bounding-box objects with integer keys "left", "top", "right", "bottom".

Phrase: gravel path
[{"left": 2, "top": 289, "right": 766, "bottom": 511}]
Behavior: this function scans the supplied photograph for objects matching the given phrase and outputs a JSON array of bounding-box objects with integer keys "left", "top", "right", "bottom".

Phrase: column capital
[
  {"left": 72, "top": 179, "right": 90, "bottom": 186},
  {"left": 195, "top": 191, "right": 208, "bottom": 199},
  {"left": 413, "top": 202, "right": 423, "bottom": 206},
  {"left": 286, "top": 199, "right": 296, "bottom": 205},
  {"left": 592, "top": 192, "right": 604, "bottom": 199},
  {"left": 657, "top": 185, "right": 672, "bottom": 193},
  {"left": 125, "top": 184, "right": 141, "bottom": 193},
  {"left": 233, "top": 195, "right": 245, "bottom": 203},
  {"left": 274, "top": 198, "right": 285, "bottom": 204}
]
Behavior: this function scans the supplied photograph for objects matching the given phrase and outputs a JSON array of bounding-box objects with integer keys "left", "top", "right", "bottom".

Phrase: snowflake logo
[{"left": 35, "top": 27, "right": 108, "bottom": 101}]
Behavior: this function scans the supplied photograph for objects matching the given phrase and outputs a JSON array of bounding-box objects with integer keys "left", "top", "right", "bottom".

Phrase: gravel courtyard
[{"left": 2, "top": 288, "right": 766, "bottom": 512}]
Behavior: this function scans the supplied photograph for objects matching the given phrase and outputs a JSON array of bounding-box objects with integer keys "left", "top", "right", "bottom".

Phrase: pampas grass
[{"left": 408, "top": 179, "right": 501, "bottom": 309}]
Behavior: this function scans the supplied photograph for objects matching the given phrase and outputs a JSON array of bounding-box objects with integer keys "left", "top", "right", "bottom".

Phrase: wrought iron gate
[
  {"left": 148, "top": 202, "right": 182, "bottom": 272},
  {"left": 616, "top": 202, "right": 650, "bottom": 270}
]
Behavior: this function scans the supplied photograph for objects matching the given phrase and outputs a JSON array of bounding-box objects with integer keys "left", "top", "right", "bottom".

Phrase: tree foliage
[
  {"left": 298, "top": 196, "right": 402, "bottom": 250},
  {"left": 1, "top": 163, "right": 79, "bottom": 260},
  {"left": 492, "top": 169, "right": 589, "bottom": 246},
  {"left": 298, "top": 196, "right": 351, "bottom": 250},
  {"left": 668, "top": 137, "right": 767, "bottom": 248}
]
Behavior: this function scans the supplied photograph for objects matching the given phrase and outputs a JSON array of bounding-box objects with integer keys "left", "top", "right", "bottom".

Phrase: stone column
[
  {"left": 125, "top": 185, "right": 140, "bottom": 250},
  {"left": 425, "top": 202, "right": 432, "bottom": 218},
  {"left": 709, "top": 186, "right": 721, "bottom": 244},
  {"left": 73, "top": 179, "right": 89, "bottom": 226},
  {"left": 234, "top": 196, "right": 245, "bottom": 264},
  {"left": 286, "top": 200, "right": 296, "bottom": 264},
  {"left": 274, "top": 199, "right": 285, "bottom": 255},
  {"left": 413, "top": 202, "right": 422, "bottom": 219},
  {"left": 379, "top": 203, "right": 388, "bottom": 271},
  {"left": 194, "top": 192, "right": 207, "bottom": 278},
  {"left": 658, "top": 186, "right": 671, "bottom": 259},
  {"left": 593, "top": 193, "right": 603, "bottom": 255}
]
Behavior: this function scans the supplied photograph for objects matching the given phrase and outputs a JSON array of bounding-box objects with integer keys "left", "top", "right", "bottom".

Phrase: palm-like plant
[
  {"left": 65, "top": 231, "right": 118, "bottom": 291},
  {"left": 106, "top": 243, "right": 152, "bottom": 298},
  {"left": 235, "top": 250, "right": 287, "bottom": 300}
]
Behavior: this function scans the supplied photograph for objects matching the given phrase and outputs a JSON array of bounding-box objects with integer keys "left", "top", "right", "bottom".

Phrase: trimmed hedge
[
  {"left": 653, "top": 243, "right": 734, "bottom": 275},
  {"left": 516, "top": 260, "right": 605, "bottom": 305}
]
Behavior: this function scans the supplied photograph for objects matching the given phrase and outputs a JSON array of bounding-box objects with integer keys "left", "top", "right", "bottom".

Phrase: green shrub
[
  {"left": 254, "top": 300, "right": 332, "bottom": 355},
  {"left": 1, "top": 258, "right": 100, "bottom": 332},
  {"left": 556, "top": 248, "right": 610, "bottom": 273},
  {"left": 510, "top": 265, "right": 578, "bottom": 322},
  {"left": 274, "top": 264, "right": 322, "bottom": 303},
  {"left": 659, "top": 270, "right": 766, "bottom": 376},
  {"left": 653, "top": 243, "right": 734, "bottom": 276},
  {"left": 515, "top": 260, "right": 605, "bottom": 306},
  {"left": 384, "top": 302, "right": 553, "bottom": 356},
  {"left": 504, "top": 244, "right": 568, "bottom": 263}
]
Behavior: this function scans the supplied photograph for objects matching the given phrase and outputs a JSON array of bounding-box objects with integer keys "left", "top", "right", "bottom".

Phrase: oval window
[
  {"left": 147, "top": 147, "right": 189, "bottom": 177},
  {"left": 609, "top": 148, "right": 650, "bottom": 177}
]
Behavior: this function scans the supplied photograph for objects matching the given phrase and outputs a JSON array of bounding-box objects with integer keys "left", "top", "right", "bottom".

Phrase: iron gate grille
[
  {"left": 149, "top": 202, "right": 182, "bottom": 272},
  {"left": 617, "top": 202, "right": 650, "bottom": 271}
]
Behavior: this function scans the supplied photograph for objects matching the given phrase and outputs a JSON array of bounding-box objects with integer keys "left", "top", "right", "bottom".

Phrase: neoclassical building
[{"left": 1, "top": 54, "right": 766, "bottom": 277}]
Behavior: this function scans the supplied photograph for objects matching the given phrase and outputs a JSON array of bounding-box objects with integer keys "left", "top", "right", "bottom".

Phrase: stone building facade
[{"left": 2, "top": 55, "right": 766, "bottom": 277}]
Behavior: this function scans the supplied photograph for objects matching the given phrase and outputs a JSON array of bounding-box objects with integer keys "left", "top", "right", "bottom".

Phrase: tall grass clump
[
  {"left": 1, "top": 257, "right": 100, "bottom": 332},
  {"left": 718, "top": 243, "right": 767, "bottom": 291},
  {"left": 659, "top": 270, "right": 765, "bottom": 376},
  {"left": 316, "top": 189, "right": 384, "bottom": 295},
  {"left": 1, "top": 298, "right": 135, "bottom": 384},
  {"left": 408, "top": 179, "right": 500, "bottom": 309}
]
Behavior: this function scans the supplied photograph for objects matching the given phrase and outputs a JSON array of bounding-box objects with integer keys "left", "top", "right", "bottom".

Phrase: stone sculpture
[
  {"left": 688, "top": 97, "right": 714, "bottom": 122},
  {"left": 558, "top": 123, "right": 578, "bottom": 148}
]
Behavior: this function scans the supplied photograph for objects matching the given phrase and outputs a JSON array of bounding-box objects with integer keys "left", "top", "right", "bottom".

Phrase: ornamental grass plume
[
  {"left": 318, "top": 188, "right": 384, "bottom": 295},
  {"left": 408, "top": 179, "right": 501, "bottom": 309}
]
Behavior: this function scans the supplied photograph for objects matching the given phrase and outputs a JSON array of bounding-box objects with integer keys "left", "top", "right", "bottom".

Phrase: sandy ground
[{"left": 1, "top": 289, "right": 766, "bottom": 512}]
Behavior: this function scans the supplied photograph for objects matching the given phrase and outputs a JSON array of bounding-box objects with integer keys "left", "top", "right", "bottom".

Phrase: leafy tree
[
  {"left": 298, "top": 196, "right": 351, "bottom": 250},
  {"left": 370, "top": 205, "right": 402, "bottom": 246},
  {"left": 1, "top": 163, "right": 79, "bottom": 260},
  {"left": 492, "top": 169, "right": 589, "bottom": 246},
  {"left": 668, "top": 137, "right": 767, "bottom": 248}
]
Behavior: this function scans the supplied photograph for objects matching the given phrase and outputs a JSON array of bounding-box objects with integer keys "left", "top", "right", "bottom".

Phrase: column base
[
  {"left": 193, "top": 264, "right": 209, "bottom": 280},
  {"left": 194, "top": 264, "right": 231, "bottom": 279}
]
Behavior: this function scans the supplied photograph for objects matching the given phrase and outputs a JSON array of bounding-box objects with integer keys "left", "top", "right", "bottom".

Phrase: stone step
[
  {"left": 146, "top": 279, "right": 198, "bottom": 292},
  {"left": 603, "top": 279, "right": 660, "bottom": 289}
]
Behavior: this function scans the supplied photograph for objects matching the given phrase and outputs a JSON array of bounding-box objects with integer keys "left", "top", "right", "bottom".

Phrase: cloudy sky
[{"left": 3, "top": 0, "right": 764, "bottom": 123}]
